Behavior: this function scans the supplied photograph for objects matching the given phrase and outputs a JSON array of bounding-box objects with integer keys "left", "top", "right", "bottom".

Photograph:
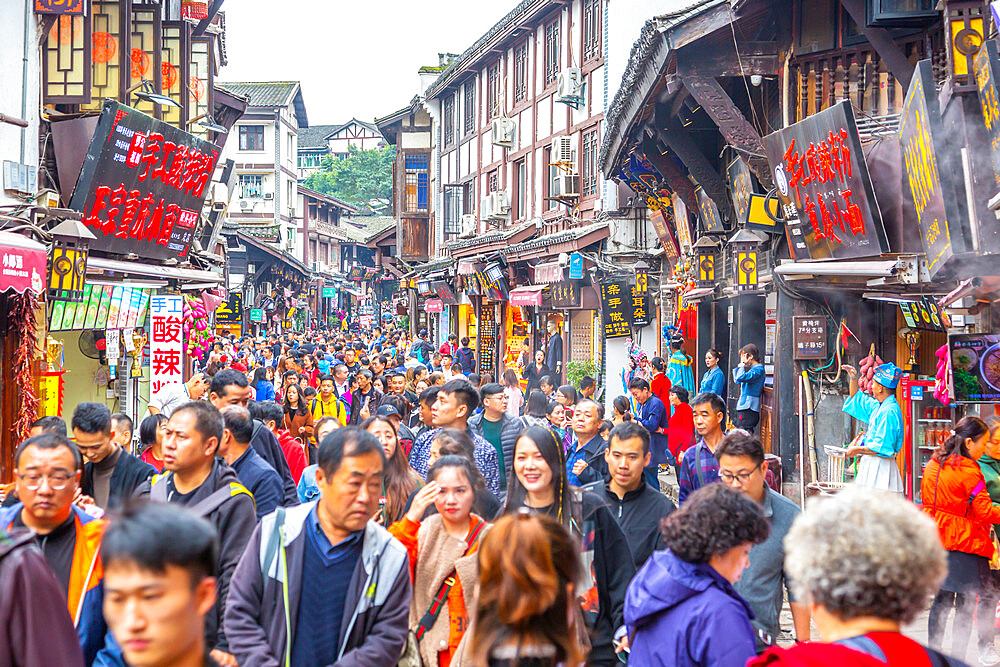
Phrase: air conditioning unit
[
  {"left": 481, "top": 194, "right": 494, "bottom": 220},
  {"left": 489, "top": 191, "right": 510, "bottom": 219},
  {"left": 552, "top": 174, "right": 580, "bottom": 198},
  {"left": 211, "top": 201, "right": 226, "bottom": 212},
  {"left": 552, "top": 136, "right": 574, "bottom": 164},
  {"left": 239, "top": 200, "right": 251, "bottom": 210},
  {"left": 458, "top": 214, "right": 478, "bottom": 239},
  {"left": 288, "top": 207, "right": 297, "bottom": 218},
  {"left": 556, "top": 68, "right": 585, "bottom": 107},
  {"left": 491, "top": 117, "right": 516, "bottom": 148},
  {"left": 263, "top": 192, "right": 274, "bottom": 200}
]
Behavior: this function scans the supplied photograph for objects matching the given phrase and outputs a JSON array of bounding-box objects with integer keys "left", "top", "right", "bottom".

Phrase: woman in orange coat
[
  {"left": 389, "top": 455, "right": 489, "bottom": 667},
  {"left": 922, "top": 416, "right": 1000, "bottom": 656}
]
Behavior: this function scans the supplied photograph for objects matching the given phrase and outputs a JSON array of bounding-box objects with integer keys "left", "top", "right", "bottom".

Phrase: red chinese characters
[{"left": 781, "top": 129, "right": 866, "bottom": 244}]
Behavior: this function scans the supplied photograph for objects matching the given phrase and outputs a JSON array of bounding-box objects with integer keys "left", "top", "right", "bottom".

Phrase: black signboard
[
  {"left": 899, "top": 60, "right": 966, "bottom": 278},
  {"left": 349, "top": 267, "right": 365, "bottom": 281},
  {"left": 478, "top": 264, "right": 509, "bottom": 302},
  {"left": 431, "top": 280, "right": 457, "bottom": 305},
  {"left": 551, "top": 281, "right": 580, "bottom": 308},
  {"left": 975, "top": 40, "right": 1000, "bottom": 187},
  {"left": 600, "top": 281, "right": 631, "bottom": 338},
  {"left": 71, "top": 100, "right": 220, "bottom": 261},
  {"left": 631, "top": 286, "right": 651, "bottom": 326},
  {"left": 763, "top": 100, "right": 887, "bottom": 261},
  {"left": 696, "top": 185, "right": 725, "bottom": 234},
  {"left": 726, "top": 157, "right": 754, "bottom": 227},
  {"left": 215, "top": 294, "right": 242, "bottom": 324},
  {"left": 478, "top": 304, "right": 497, "bottom": 376},
  {"left": 900, "top": 298, "right": 950, "bottom": 332},
  {"left": 793, "top": 316, "right": 827, "bottom": 360},
  {"left": 648, "top": 207, "right": 680, "bottom": 266}
]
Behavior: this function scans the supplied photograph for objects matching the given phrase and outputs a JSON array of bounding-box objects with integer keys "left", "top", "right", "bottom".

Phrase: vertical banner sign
[
  {"left": 975, "top": 41, "right": 1000, "bottom": 187},
  {"left": 568, "top": 252, "right": 584, "bottom": 279},
  {"left": 695, "top": 186, "right": 725, "bottom": 234},
  {"left": 726, "top": 157, "right": 754, "bottom": 226},
  {"left": 899, "top": 59, "right": 965, "bottom": 278},
  {"left": 149, "top": 295, "right": 184, "bottom": 394},
  {"left": 70, "top": 100, "right": 220, "bottom": 261},
  {"left": 648, "top": 208, "right": 680, "bottom": 266},
  {"left": 672, "top": 193, "right": 694, "bottom": 252},
  {"left": 600, "top": 281, "right": 632, "bottom": 338},
  {"left": 632, "top": 271, "right": 651, "bottom": 326},
  {"left": 763, "top": 100, "right": 887, "bottom": 260}
]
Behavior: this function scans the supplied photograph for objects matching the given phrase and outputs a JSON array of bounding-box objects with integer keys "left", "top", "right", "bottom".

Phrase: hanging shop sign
[
  {"left": 70, "top": 100, "right": 220, "bottom": 261},
  {"left": 600, "top": 281, "right": 632, "bottom": 338},
  {"left": 899, "top": 298, "right": 950, "bottom": 332},
  {"left": 648, "top": 209, "right": 680, "bottom": 266},
  {"left": 149, "top": 295, "right": 184, "bottom": 395},
  {"left": 551, "top": 281, "right": 580, "bottom": 308},
  {"left": 348, "top": 266, "right": 365, "bottom": 281},
  {"left": 477, "top": 264, "right": 509, "bottom": 301},
  {"left": 672, "top": 193, "right": 694, "bottom": 252},
  {"left": 322, "top": 286, "right": 337, "bottom": 298},
  {"left": 695, "top": 185, "right": 725, "bottom": 235},
  {"left": 792, "top": 316, "right": 827, "bottom": 360},
  {"left": 726, "top": 157, "right": 754, "bottom": 228},
  {"left": 249, "top": 308, "right": 263, "bottom": 322},
  {"left": 50, "top": 284, "right": 151, "bottom": 332},
  {"left": 763, "top": 100, "right": 887, "bottom": 261},
  {"left": 431, "top": 280, "right": 457, "bottom": 305},
  {"left": 632, "top": 271, "right": 652, "bottom": 326},
  {"left": 975, "top": 40, "right": 1000, "bottom": 187},
  {"left": 568, "top": 252, "right": 584, "bottom": 279},
  {"left": 34, "top": 0, "right": 85, "bottom": 14},
  {"left": 899, "top": 59, "right": 968, "bottom": 278},
  {"left": 745, "top": 193, "right": 783, "bottom": 234},
  {"left": 417, "top": 279, "right": 435, "bottom": 296},
  {"left": 214, "top": 293, "right": 242, "bottom": 323},
  {"left": 424, "top": 298, "right": 444, "bottom": 313}
]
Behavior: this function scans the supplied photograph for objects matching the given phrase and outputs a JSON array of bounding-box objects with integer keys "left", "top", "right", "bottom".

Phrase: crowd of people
[{"left": 0, "top": 323, "right": 989, "bottom": 666}]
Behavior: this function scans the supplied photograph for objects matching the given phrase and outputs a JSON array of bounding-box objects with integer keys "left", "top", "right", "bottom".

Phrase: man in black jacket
[
  {"left": 584, "top": 421, "right": 675, "bottom": 569},
  {"left": 74, "top": 402, "right": 155, "bottom": 511},
  {"left": 135, "top": 401, "right": 256, "bottom": 666},
  {"left": 209, "top": 369, "right": 298, "bottom": 505},
  {"left": 454, "top": 336, "right": 476, "bottom": 375},
  {"left": 348, "top": 369, "right": 383, "bottom": 425}
]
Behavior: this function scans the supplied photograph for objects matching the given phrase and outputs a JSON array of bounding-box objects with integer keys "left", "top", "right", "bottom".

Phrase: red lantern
[{"left": 181, "top": 0, "right": 208, "bottom": 19}]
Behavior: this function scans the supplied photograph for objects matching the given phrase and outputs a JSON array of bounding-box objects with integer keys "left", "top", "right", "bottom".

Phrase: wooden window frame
[
  {"left": 544, "top": 19, "right": 560, "bottom": 86},
  {"left": 487, "top": 62, "right": 501, "bottom": 119},
  {"left": 443, "top": 93, "right": 455, "bottom": 146},
  {"left": 581, "top": 127, "right": 599, "bottom": 197},
  {"left": 514, "top": 41, "right": 529, "bottom": 103},
  {"left": 463, "top": 81, "right": 476, "bottom": 135},
  {"left": 404, "top": 152, "right": 430, "bottom": 213},
  {"left": 239, "top": 125, "right": 265, "bottom": 152},
  {"left": 42, "top": 14, "right": 92, "bottom": 104},
  {"left": 583, "top": 0, "right": 601, "bottom": 62}
]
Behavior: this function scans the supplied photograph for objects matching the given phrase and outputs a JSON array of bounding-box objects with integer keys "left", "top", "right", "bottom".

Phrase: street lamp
[
  {"left": 47, "top": 219, "right": 96, "bottom": 302},
  {"left": 692, "top": 236, "right": 719, "bottom": 289},
  {"left": 728, "top": 228, "right": 761, "bottom": 293},
  {"left": 132, "top": 79, "right": 182, "bottom": 109}
]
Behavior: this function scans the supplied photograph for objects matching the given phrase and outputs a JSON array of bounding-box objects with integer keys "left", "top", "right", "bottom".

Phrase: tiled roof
[
  {"left": 334, "top": 216, "right": 396, "bottom": 244},
  {"left": 216, "top": 81, "right": 308, "bottom": 127},
  {"left": 504, "top": 221, "right": 609, "bottom": 256},
  {"left": 297, "top": 124, "right": 338, "bottom": 150}
]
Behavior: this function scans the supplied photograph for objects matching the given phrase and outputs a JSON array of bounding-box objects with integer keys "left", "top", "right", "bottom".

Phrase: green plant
[{"left": 566, "top": 359, "right": 598, "bottom": 389}]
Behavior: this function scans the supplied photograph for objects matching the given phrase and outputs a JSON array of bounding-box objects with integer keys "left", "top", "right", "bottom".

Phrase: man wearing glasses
[
  {"left": 715, "top": 431, "right": 809, "bottom": 651},
  {"left": 0, "top": 433, "right": 109, "bottom": 664}
]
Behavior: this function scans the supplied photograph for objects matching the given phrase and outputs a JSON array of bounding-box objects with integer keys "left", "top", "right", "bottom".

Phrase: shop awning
[
  {"left": 424, "top": 298, "right": 444, "bottom": 313},
  {"left": 534, "top": 261, "right": 564, "bottom": 284},
  {"left": 0, "top": 232, "right": 46, "bottom": 295},
  {"left": 509, "top": 285, "right": 547, "bottom": 307},
  {"left": 87, "top": 256, "right": 223, "bottom": 284}
]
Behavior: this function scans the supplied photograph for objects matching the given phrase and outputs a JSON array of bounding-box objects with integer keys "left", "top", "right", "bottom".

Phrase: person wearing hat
[
  {"left": 842, "top": 361, "right": 905, "bottom": 493},
  {"left": 666, "top": 335, "right": 696, "bottom": 395}
]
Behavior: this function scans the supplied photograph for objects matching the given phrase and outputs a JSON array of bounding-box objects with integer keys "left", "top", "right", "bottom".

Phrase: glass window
[
  {"left": 444, "top": 94, "right": 455, "bottom": 146},
  {"left": 239, "top": 174, "right": 263, "bottom": 199},
  {"left": 545, "top": 20, "right": 560, "bottom": 85},
  {"left": 464, "top": 81, "right": 476, "bottom": 134},
  {"left": 404, "top": 153, "right": 429, "bottom": 212},
  {"left": 584, "top": 0, "right": 601, "bottom": 61},
  {"left": 487, "top": 63, "right": 501, "bottom": 119},
  {"left": 239, "top": 125, "right": 264, "bottom": 151},
  {"left": 514, "top": 41, "right": 529, "bottom": 103},
  {"left": 581, "top": 128, "right": 599, "bottom": 196},
  {"left": 444, "top": 185, "right": 462, "bottom": 234},
  {"left": 515, "top": 159, "right": 527, "bottom": 220}
]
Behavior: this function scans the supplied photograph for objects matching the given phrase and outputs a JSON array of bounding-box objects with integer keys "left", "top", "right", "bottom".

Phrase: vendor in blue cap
[{"left": 840, "top": 360, "right": 905, "bottom": 493}]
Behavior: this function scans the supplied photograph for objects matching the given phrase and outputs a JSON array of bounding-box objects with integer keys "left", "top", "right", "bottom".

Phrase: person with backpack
[
  {"left": 411, "top": 329, "right": 435, "bottom": 367},
  {"left": 454, "top": 336, "right": 476, "bottom": 376},
  {"left": 389, "top": 455, "right": 489, "bottom": 667},
  {"left": 225, "top": 427, "right": 411, "bottom": 666},
  {"left": 135, "top": 401, "right": 257, "bottom": 666}
]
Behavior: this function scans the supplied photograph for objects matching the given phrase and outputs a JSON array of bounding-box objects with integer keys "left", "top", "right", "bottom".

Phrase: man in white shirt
[
  {"left": 440, "top": 353, "right": 457, "bottom": 379},
  {"left": 148, "top": 372, "right": 209, "bottom": 418}
]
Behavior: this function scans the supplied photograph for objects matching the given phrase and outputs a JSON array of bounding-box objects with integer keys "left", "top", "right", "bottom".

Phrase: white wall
[
  {"left": 0, "top": 4, "right": 39, "bottom": 207},
  {"left": 602, "top": 321, "right": 659, "bottom": 411}
]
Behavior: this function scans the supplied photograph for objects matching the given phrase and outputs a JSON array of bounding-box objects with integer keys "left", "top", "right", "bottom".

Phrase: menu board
[
  {"left": 900, "top": 298, "right": 949, "bottom": 332},
  {"left": 951, "top": 333, "right": 1000, "bottom": 402},
  {"left": 600, "top": 281, "right": 632, "bottom": 338},
  {"left": 478, "top": 303, "right": 497, "bottom": 376},
  {"left": 792, "top": 316, "right": 827, "bottom": 360},
  {"left": 48, "top": 285, "right": 151, "bottom": 331}
]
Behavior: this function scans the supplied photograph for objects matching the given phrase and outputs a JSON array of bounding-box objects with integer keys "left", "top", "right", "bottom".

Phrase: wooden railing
[{"left": 789, "top": 34, "right": 946, "bottom": 124}]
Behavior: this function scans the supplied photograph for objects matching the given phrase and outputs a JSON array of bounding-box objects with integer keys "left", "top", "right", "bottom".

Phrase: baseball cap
[
  {"left": 419, "top": 329, "right": 428, "bottom": 337},
  {"left": 375, "top": 404, "right": 401, "bottom": 418}
]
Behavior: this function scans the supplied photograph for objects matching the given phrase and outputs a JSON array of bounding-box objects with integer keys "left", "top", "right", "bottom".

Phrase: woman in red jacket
[
  {"left": 922, "top": 416, "right": 1000, "bottom": 656},
  {"left": 666, "top": 385, "right": 695, "bottom": 466},
  {"left": 650, "top": 356, "right": 672, "bottom": 406}
]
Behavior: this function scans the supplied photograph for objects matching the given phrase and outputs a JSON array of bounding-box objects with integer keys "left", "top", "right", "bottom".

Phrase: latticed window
[
  {"left": 544, "top": 20, "right": 560, "bottom": 85},
  {"left": 581, "top": 128, "right": 599, "bottom": 196},
  {"left": 444, "top": 186, "right": 462, "bottom": 234},
  {"left": 404, "top": 154, "right": 429, "bottom": 212},
  {"left": 443, "top": 94, "right": 455, "bottom": 145},
  {"left": 488, "top": 170, "right": 499, "bottom": 193},
  {"left": 487, "top": 63, "right": 501, "bottom": 119},
  {"left": 240, "top": 175, "right": 263, "bottom": 199},
  {"left": 464, "top": 81, "right": 476, "bottom": 134},
  {"left": 583, "top": 0, "right": 601, "bottom": 61},
  {"left": 514, "top": 42, "right": 528, "bottom": 103}
]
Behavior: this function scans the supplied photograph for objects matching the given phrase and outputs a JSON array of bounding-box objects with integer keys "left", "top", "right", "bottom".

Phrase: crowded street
[{"left": 6, "top": 0, "right": 1000, "bottom": 665}]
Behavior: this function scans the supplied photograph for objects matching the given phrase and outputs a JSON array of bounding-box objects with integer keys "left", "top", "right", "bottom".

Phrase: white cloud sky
[{"left": 221, "top": 0, "right": 510, "bottom": 126}]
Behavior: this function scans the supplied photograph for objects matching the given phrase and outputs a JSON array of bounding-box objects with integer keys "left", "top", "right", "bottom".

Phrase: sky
[{"left": 221, "top": 0, "right": 509, "bottom": 126}]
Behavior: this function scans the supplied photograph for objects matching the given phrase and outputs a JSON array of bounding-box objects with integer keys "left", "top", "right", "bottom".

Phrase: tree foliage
[{"left": 302, "top": 144, "right": 395, "bottom": 211}]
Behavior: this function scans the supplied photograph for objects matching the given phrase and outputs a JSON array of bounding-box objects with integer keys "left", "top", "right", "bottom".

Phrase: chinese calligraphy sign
[
  {"left": 763, "top": 100, "right": 887, "bottom": 260},
  {"left": 975, "top": 41, "right": 1000, "bottom": 188},
  {"left": 70, "top": 100, "right": 220, "bottom": 261},
  {"left": 149, "top": 295, "right": 184, "bottom": 394},
  {"left": 793, "top": 316, "right": 827, "bottom": 360},
  {"left": 600, "top": 281, "right": 631, "bottom": 338}
]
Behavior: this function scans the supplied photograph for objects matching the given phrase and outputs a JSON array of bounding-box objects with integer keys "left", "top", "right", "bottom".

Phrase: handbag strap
[{"left": 414, "top": 519, "right": 487, "bottom": 642}]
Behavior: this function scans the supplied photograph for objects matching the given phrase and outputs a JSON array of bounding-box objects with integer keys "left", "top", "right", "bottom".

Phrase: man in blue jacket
[
  {"left": 629, "top": 377, "right": 669, "bottom": 490},
  {"left": 225, "top": 427, "right": 411, "bottom": 667}
]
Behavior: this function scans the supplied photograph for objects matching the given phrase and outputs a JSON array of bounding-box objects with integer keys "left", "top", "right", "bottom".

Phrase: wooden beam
[
  {"left": 654, "top": 104, "right": 733, "bottom": 220},
  {"left": 839, "top": 0, "right": 914, "bottom": 90},
  {"left": 681, "top": 75, "right": 773, "bottom": 188},
  {"left": 640, "top": 135, "right": 699, "bottom": 214},
  {"left": 676, "top": 42, "right": 780, "bottom": 78}
]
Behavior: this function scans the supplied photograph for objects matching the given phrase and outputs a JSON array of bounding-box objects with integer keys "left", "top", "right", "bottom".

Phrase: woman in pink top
[{"left": 503, "top": 368, "right": 524, "bottom": 417}]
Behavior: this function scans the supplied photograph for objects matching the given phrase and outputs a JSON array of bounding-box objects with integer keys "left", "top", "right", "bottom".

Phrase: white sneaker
[{"left": 979, "top": 644, "right": 1000, "bottom": 667}]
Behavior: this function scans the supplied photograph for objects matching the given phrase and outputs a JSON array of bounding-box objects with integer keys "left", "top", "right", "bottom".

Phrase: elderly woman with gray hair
[{"left": 749, "top": 488, "right": 964, "bottom": 666}]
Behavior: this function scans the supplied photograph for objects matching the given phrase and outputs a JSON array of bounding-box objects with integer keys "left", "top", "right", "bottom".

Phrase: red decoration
[
  {"left": 11, "top": 292, "right": 39, "bottom": 445},
  {"left": 92, "top": 32, "right": 117, "bottom": 63},
  {"left": 161, "top": 62, "right": 178, "bottom": 91},
  {"left": 130, "top": 48, "right": 150, "bottom": 79},
  {"left": 181, "top": 0, "right": 208, "bottom": 19}
]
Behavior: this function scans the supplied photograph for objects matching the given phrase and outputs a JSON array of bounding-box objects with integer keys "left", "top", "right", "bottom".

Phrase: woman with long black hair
[
  {"left": 503, "top": 425, "right": 634, "bottom": 665},
  {"left": 923, "top": 416, "right": 1000, "bottom": 656},
  {"left": 362, "top": 415, "right": 422, "bottom": 525}
]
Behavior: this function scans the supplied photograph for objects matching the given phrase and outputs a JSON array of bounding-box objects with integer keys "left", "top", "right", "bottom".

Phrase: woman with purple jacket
[{"left": 625, "top": 483, "right": 768, "bottom": 666}]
